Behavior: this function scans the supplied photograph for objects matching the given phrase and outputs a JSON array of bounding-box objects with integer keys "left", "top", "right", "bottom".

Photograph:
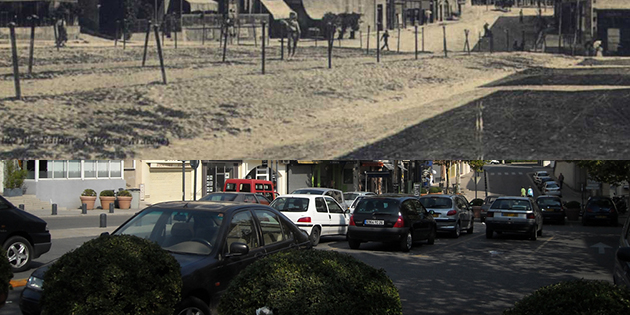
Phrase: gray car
[
  {"left": 343, "top": 191, "right": 377, "bottom": 210},
  {"left": 485, "top": 196, "right": 543, "bottom": 240},
  {"left": 419, "top": 194, "right": 474, "bottom": 238},
  {"left": 542, "top": 181, "right": 562, "bottom": 197}
]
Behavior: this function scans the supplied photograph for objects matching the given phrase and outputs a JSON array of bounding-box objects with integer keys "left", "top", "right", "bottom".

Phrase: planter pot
[
  {"left": 99, "top": 196, "right": 116, "bottom": 210},
  {"left": 2, "top": 188, "right": 22, "bottom": 197},
  {"left": 117, "top": 196, "right": 132, "bottom": 209},
  {"left": 429, "top": 192, "right": 442, "bottom": 195},
  {"left": 566, "top": 208, "right": 580, "bottom": 221},
  {"left": 79, "top": 196, "right": 97, "bottom": 210},
  {"left": 420, "top": 193, "right": 428, "bottom": 196}
]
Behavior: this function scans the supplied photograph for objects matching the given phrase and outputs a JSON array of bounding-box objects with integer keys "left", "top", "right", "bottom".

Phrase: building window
[
  {"left": 52, "top": 160, "right": 66, "bottom": 179},
  {"left": 84, "top": 160, "right": 97, "bottom": 178},
  {"left": 98, "top": 161, "right": 109, "bottom": 178},
  {"left": 68, "top": 160, "right": 81, "bottom": 178},
  {"left": 110, "top": 162, "right": 122, "bottom": 178}
]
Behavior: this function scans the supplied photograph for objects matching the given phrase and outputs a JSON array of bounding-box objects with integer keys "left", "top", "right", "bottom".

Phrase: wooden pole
[
  {"left": 28, "top": 15, "right": 37, "bottom": 75},
  {"left": 153, "top": 24, "right": 167, "bottom": 84},
  {"left": 142, "top": 20, "right": 151, "bottom": 67},
  {"left": 9, "top": 23, "right": 21, "bottom": 100},
  {"left": 262, "top": 22, "right": 266, "bottom": 74}
]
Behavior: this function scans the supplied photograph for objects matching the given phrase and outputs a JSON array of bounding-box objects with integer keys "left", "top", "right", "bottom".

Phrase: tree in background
[{"left": 575, "top": 160, "right": 630, "bottom": 211}]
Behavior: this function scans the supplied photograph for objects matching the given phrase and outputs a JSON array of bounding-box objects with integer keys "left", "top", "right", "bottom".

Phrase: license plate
[
  {"left": 596, "top": 216, "right": 607, "bottom": 219},
  {"left": 365, "top": 220, "right": 384, "bottom": 225},
  {"left": 545, "top": 208, "right": 555, "bottom": 211},
  {"left": 432, "top": 214, "right": 439, "bottom": 217},
  {"left": 503, "top": 213, "right": 518, "bottom": 217}
]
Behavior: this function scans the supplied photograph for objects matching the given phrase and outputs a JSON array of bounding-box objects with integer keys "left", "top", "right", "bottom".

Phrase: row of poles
[{"left": 17, "top": 203, "right": 114, "bottom": 228}]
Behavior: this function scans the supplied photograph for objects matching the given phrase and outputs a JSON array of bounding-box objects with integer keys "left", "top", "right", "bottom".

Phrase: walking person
[
  {"left": 521, "top": 186, "right": 526, "bottom": 197},
  {"left": 527, "top": 186, "right": 534, "bottom": 198},
  {"left": 381, "top": 30, "right": 390, "bottom": 51},
  {"left": 558, "top": 173, "right": 564, "bottom": 189}
]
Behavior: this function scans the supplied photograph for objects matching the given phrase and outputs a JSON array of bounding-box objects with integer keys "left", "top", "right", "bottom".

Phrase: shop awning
[
  {"left": 594, "top": 0, "right": 630, "bottom": 10},
  {"left": 302, "top": 0, "right": 344, "bottom": 20},
  {"left": 260, "top": 0, "right": 294, "bottom": 20},
  {"left": 185, "top": 0, "right": 218, "bottom": 12}
]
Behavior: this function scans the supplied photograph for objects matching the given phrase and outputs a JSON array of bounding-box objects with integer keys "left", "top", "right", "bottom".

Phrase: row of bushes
[{"left": 81, "top": 189, "right": 132, "bottom": 197}]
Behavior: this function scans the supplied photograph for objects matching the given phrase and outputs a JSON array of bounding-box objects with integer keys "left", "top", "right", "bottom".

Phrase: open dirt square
[{"left": 0, "top": 37, "right": 624, "bottom": 159}]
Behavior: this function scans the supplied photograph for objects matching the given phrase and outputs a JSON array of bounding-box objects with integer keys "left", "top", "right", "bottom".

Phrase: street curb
[{"left": 10, "top": 279, "right": 27, "bottom": 288}]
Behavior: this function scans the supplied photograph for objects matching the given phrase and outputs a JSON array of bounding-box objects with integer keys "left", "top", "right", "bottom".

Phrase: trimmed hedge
[
  {"left": 429, "top": 186, "right": 442, "bottom": 193},
  {"left": 81, "top": 189, "right": 96, "bottom": 197},
  {"left": 41, "top": 235, "right": 182, "bottom": 315},
  {"left": 100, "top": 190, "right": 115, "bottom": 197},
  {"left": 218, "top": 249, "right": 402, "bottom": 315},
  {"left": 117, "top": 190, "right": 132, "bottom": 197},
  {"left": 503, "top": 279, "right": 630, "bottom": 315},
  {"left": 0, "top": 248, "right": 13, "bottom": 294}
]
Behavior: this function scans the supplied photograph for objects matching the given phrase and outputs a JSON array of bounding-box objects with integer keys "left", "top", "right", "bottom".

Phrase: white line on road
[{"left": 534, "top": 236, "right": 554, "bottom": 253}]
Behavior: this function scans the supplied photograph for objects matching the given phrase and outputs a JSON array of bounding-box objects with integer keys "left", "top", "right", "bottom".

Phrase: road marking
[
  {"left": 591, "top": 242, "right": 612, "bottom": 254},
  {"left": 534, "top": 236, "right": 554, "bottom": 253},
  {"left": 10, "top": 279, "right": 27, "bottom": 288}
]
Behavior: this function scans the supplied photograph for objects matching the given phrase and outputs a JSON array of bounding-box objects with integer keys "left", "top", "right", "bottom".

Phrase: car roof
[
  {"left": 543, "top": 181, "right": 559, "bottom": 185},
  {"left": 496, "top": 196, "right": 531, "bottom": 201},
  {"left": 364, "top": 194, "right": 415, "bottom": 200},
  {"left": 291, "top": 188, "right": 340, "bottom": 192},
  {"left": 149, "top": 201, "right": 264, "bottom": 212},
  {"left": 419, "top": 194, "right": 456, "bottom": 199},
  {"left": 276, "top": 194, "right": 334, "bottom": 199},
  {"left": 536, "top": 195, "right": 561, "bottom": 199}
]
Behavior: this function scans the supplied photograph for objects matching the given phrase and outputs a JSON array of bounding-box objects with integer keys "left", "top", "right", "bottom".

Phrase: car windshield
[
  {"left": 199, "top": 193, "right": 238, "bottom": 202},
  {"left": 270, "top": 197, "right": 309, "bottom": 212},
  {"left": 291, "top": 189, "right": 324, "bottom": 195},
  {"left": 537, "top": 198, "right": 561, "bottom": 207},
  {"left": 419, "top": 197, "right": 452, "bottom": 209},
  {"left": 537, "top": 172, "right": 548, "bottom": 177},
  {"left": 545, "top": 183, "right": 559, "bottom": 189},
  {"left": 589, "top": 198, "right": 614, "bottom": 208},
  {"left": 354, "top": 199, "right": 400, "bottom": 214},
  {"left": 343, "top": 193, "right": 360, "bottom": 201},
  {"left": 114, "top": 208, "right": 223, "bottom": 255},
  {"left": 490, "top": 199, "right": 532, "bottom": 211}
]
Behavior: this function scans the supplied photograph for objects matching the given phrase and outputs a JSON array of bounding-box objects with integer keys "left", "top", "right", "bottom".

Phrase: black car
[
  {"left": 613, "top": 211, "right": 630, "bottom": 289},
  {"left": 199, "top": 192, "right": 272, "bottom": 205},
  {"left": 19, "top": 202, "right": 311, "bottom": 315},
  {"left": 480, "top": 195, "right": 500, "bottom": 222},
  {"left": 535, "top": 195, "right": 566, "bottom": 224},
  {"left": 347, "top": 195, "right": 437, "bottom": 252},
  {"left": 0, "top": 195, "right": 51, "bottom": 273},
  {"left": 582, "top": 196, "right": 618, "bottom": 226}
]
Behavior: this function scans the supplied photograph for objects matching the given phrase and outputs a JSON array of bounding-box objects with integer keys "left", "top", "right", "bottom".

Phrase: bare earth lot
[{"left": 0, "top": 43, "right": 584, "bottom": 159}]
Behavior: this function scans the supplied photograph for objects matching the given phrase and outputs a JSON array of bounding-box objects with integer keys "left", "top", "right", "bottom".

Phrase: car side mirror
[
  {"left": 617, "top": 247, "right": 630, "bottom": 262},
  {"left": 226, "top": 242, "right": 249, "bottom": 257},
  {"left": 429, "top": 210, "right": 435, "bottom": 215}
]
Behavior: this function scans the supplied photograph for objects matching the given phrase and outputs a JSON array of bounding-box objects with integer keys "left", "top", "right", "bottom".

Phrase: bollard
[
  {"left": 82, "top": 203, "right": 87, "bottom": 214},
  {"left": 153, "top": 24, "right": 167, "bottom": 84},
  {"left": 52, "top": 204, "right": 57, "bottom": 215},
  {"left": 109, "top": 202, "right": 115, "bottom": 213},
  {"left": 19, "top": 204, "right": 25, "bottom": 211},
  {"left": 100, "top": 213, "right": 107, "bottom": 228},
  {"left": 9, "top": 23, "right": 21, "bottom": 100}
]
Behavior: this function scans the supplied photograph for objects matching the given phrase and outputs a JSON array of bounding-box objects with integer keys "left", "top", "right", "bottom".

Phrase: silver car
[
  {"left": 418, "top": 194, "right": 474, "bottom": 238},
  {"left": 343, "top": 191, "right": 377, "bottom": 210},
  {"left": 485, "top": 196, "right": 543, "bottom": 240},
  {"left": 542, "top": 181, "right": 562, "bottom": 197},
  {"left": 291, "top": 188, "right": 346, "bottom": 209}
]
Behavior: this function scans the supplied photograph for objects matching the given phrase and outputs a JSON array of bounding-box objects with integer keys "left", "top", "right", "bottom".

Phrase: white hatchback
[{"left": 270, "top": 194, "right": 349, "bottom": 246}]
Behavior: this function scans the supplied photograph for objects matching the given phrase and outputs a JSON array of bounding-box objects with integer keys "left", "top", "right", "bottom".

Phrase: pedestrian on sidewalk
[
  {"left": 521, "top": 186, "right": 526, "bottom": 197},
  {"left": 527, "top": 186, "right": 534, "bottom": 198},
  {"left": 558, "top": 173, "right": 564, "bottom": 189},
  {"left": 381, "top": 30, "right": 390, "bottom": 51}
]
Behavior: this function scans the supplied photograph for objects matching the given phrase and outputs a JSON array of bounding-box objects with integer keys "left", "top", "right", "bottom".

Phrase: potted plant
[
  {"left": 0, "top": 248, "right": 13, "bottom": 309},
  {"left": 79, "top": 189, "right": 97, "bottom": 210},
  {"left": 420, "top": 187, "right": 428, "bottom": 196},
  {"left": 117, "top": 190, "right": 133, "bottom": 209},
  {"left": 470, "top": 198, "right": 484, "bottom": 219},
  {"left": 429, "top": 186, "right": 442, "bottom": 194},
  {"left": 565, "top": 201, "right": 581, "bottom": 221},
  {"left": 99, "top": 190, "right": 116, "bottom": 210},
  {"left": 3, "top": 161, "right": 27, "bottom": 197}
]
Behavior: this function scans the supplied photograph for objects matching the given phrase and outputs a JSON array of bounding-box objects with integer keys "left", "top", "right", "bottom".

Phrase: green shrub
[
  {"left": 420, "top": 187, "right": 428, "bottom": 194},
  {"left": 218, "top": 249, "right": 402, "bottom": 315},
  {"left": 503, "top": 279, "right": 630, "bottom": 315},
  {"left": 41, "top": 235, "right": 182, "bottom": 315},
  {"left": 117, "top": 190, "right": 132, "bottom": 197},
  {"left": 81, "top": 189, "right": 96, "bottom": 197},
  {"left": 0, "top": 248, "right": 13, "bottom": 294},
  {"left": 471, "top": 198, "right": 484, "bottom": 206},
  {"left": 429, "top": 186, "right": 442, "bottom": 193},
  {"left": 99, "top": 190, "right": 115, "bottom": 197},
  {"left": 3, "top": 161, "right": 27, "bottom": 189},
  {"left": 565, "top": 201, "right": 581, "bottom": 209}
]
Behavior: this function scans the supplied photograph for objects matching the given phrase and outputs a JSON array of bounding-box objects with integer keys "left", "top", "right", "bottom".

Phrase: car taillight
[
  {"left": 447, "top": 210, "right": 457, "bottom": 216},
  {"left": 527, "top": 213, "right": 535, "bottom": 219},
  {"left": 297, "top": 217, "right": 311, "bottom": 223},
  {"left": 487, "top": 212, "right": 494, "bottom": 217},
  {"left": 393, "top": 215, "right": 404, "bottom": 228},
  {"left": 349, "top": 215, "right": 356, "bottom": 226}
]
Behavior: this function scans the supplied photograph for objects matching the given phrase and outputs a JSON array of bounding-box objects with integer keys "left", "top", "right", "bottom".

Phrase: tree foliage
[
  {"left": 574, "top": 161, "right": 630, "bottom": 185},
  {"left": 466, "top": 160, "right": 488, "bottom": 172}
]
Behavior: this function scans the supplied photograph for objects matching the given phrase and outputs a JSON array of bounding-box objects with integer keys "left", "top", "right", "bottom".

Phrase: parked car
[
  {"left": 535, "top": 195, "right": 565, "bottom": 224},
  {"left": 613, "top": 211, "right": 630, "bottom": 289},
  {"left": 490, "top": 160, "right": 500, "bottom": 164},
  {"left": 485, "top": 196, "right": 543, "bottom": 240},
  {"left": 537, "top": 177, "right": 555, "bottom": 190},
  {"left": 347, "top": 195, "right": 437, "bottom": 252},
  {"left": 480, "top": 195, "right": 501, "bottom": 222},
  {"left": 224, "top": 179, "right": 277, "bottom": 201},
  {"left": 349, "top": 195, "right": 369, "bottom": 214},
  {"left": 270, "top": 194, "right": 349, "bottom": 246},
  {"left": 343, "top": 191, "right": 376, "bottom": 209},
  {"left": 542, "top": 181, "right": 562, "bottom": 197},
  {"left": 0, "top": 196, "right": 51, "bottom": 273},
  {"left": 418, "top": 194, "right": 474, "bottom": 238},
  {"left": 582, "top": 196, "right": 618, "bottom": 226},
  {"left": 19, "top": 202, "right": 311, "bottom": 315},
  {"left": 533, "top": 170, "right": 549, "bottom": 183},
  {"left": 199, "top": 192, "right": 271, "bottom": 205},
  {"left": 290, "top": 188, "right": 346, "bottom": 209}
]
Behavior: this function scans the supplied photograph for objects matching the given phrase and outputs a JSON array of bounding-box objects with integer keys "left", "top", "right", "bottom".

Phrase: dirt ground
[{"left": 0, "top": 41, "right": 581, "bottom": 159}]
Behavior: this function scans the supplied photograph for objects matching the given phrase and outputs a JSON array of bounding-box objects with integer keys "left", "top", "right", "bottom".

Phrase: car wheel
[
  {"left": 4, "top": 236, "right": 33, "bottom": 273},
  {"left": 348, "top": 238, "right": 361, "bottom": 250},
  {"left": 530, "top": 226, "right": 538, "bottom": 241},
  {"left": 427, "top": 226, "right": 436, "bottom": 245},
  {"left": 400, "top": 231, "right": 412, "bottom": 252},
  {"left": 452, "top": 222, "right": 461, "bottom": 238},
  {"left": 486, "top": 227, "right": 493, "bottom": 239},
  {"left": 309, "top": 227, "right": 321, "bottom": 246},
  {"left": 467, "top": 220, "right": 474, "bottom": 234},
  {"left": 175, "top": 296, "right": 211, "bottom": 315}
]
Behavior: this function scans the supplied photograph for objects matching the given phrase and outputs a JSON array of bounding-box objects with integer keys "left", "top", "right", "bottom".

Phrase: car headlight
[{"left": 26, "top": 276, "right": 44, "bottom": 291}]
